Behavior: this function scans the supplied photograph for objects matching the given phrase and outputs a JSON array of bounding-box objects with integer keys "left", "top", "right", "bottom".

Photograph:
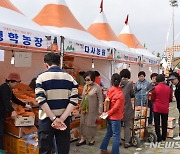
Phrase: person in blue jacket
[{"left": 134, "top": 71, "right": 150, "bottom": 106}]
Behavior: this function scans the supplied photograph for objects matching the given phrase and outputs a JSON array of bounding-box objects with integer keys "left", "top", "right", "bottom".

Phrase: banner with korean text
[
  {"left": 0, "top": 23, "right": 52, "bottom": 52},
  {"left": 63, "top": 37, "right": 112, "bottom": 59}
]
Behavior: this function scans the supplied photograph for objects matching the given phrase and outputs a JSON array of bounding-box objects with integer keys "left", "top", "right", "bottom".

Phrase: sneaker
[{"left": 173, "top": 136, "right": 180, "bottom": 141}]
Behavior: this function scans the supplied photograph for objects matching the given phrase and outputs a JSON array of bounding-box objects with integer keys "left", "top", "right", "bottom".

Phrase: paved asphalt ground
[{"left": 69, "top": 100, "right": 180, "bottom": 154}]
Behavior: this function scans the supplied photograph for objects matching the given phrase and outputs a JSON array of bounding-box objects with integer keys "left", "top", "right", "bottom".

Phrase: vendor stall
[
  {"left": 117, "top": 18, "right": 159, "bottom": 82},
  {"left": 0, "top": 1, "right": 56, "bottom": 153}
]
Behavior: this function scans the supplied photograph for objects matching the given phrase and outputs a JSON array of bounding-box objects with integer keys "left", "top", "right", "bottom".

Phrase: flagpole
[{"left": 169, "top": 0, "right": 178, "bottom": 69}]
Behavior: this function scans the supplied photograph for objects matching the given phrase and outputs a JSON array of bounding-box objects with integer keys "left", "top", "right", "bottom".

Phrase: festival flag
[
  {"left": 100, "top": 0, "right": 103, "bottom": 13},
  {"left": 125, "top": 14, "right": 129, "bottom": 25}
]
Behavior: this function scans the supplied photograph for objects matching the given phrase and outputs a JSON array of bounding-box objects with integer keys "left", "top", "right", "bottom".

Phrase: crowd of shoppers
[{"left": 1, "top": 52, "right": 180, "bottom": 154}]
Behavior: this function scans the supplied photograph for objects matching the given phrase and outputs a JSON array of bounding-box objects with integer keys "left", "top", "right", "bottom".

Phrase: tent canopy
[
  {"left": 33, "top": 0, "right": 109, "bottom": 50},
  {"left": 118, "top": 21, "right": 158, "bottom": 62},
  {"left": 0, "top": 0, "right": 53, "bottom": 51},
  {"left": 87, "top": 12, "right": 130, "bottom": 53}
]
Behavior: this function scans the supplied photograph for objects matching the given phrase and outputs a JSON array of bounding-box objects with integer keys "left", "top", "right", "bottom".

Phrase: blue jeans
[{"left": 100, "top": 119, "right": 121, "bottom": 154}]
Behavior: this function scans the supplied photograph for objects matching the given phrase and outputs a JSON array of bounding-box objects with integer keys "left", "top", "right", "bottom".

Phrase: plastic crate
[
  {"left": 3, "top": 134, "right": 18, "bottom": 153},
  {"left": 17, "top": 138, "right": 38, "bottom": 154},
  {"left": 3, "top": 134, "right": 38, "bottom": 154}
]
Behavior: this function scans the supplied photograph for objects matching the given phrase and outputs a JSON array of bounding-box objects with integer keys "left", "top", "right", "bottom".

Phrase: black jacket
[
  {"left": 0, "top": 83, "right": 25, "bottom": 117},
  {"left": 175, "top": 82, "right": 180, "bottom": 111}
]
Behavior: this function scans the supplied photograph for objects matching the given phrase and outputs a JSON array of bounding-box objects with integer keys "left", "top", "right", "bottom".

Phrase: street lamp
[{"left": 169, "top": 0, "right": 178, "bottom": 68}]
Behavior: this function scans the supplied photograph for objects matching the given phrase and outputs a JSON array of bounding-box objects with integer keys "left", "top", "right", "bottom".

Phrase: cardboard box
[
  {"left": 70, "top": 128, "right": 79, "bottom": 141},
  {"left": 5, "top": 119, "right": 37, "bottom": 138},
  {"left": 14, "top": 112, "right": 35, "bottom": 126},
  {"left": 135, "top": 106, "right": 150, "bottom": 118},
  {"left": 70, "top": 119, "right": 80, "bottom": 129},
  {"left": 133, "top": 119, "right": 147, "bottom": 129},
  {"left": 134, "top": 119, "right": 140, "bottom": 129},
  {"left": 135, "top": 110, "right": 141, "bottom": 118},
  {"left": 134, "top": 128, "right": 145, "bottom": 138},
  {"left": 168, "top": 117, "right": 176, "bottom": 128},
  {"left": 167, "top": 128, "right": 175, "bottom": 138}
]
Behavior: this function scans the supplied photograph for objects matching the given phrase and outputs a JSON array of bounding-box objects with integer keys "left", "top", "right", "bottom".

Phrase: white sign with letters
[
  {"left": 15, "top": 52, "right": 32, "bottom": 67},
  {"left": 0, "top": 49, "right": 4, "bottom": 61}
]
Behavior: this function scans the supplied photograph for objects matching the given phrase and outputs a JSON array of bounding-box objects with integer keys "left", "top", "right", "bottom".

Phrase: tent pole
[{"left": 60, "top": 36, "right": 65, "bottom": 69}]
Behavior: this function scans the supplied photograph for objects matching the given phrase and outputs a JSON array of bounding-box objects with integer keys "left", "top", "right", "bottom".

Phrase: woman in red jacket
[
  {"left": 151, "top": 74, "right": 172, "bottom": 142},
  {"left": 100, "top": 73, "right": 125, "bottom": 154}
]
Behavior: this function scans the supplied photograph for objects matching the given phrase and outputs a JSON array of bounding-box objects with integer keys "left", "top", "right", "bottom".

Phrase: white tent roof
[
  {"left": 0, "top": 0, "right": 52, "bottom": 51},
  {"left": 119, "top": 23, "right": 157, "bottom": 59},
  {"left": 33, "top": 0, "right": 108, "bottom": 48},
  {"left": 87, "top": 12, "right": 131, "bottom": 53}
]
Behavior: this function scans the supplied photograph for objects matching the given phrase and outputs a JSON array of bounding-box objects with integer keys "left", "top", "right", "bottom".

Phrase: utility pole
[{"left": 169, "top": 0, "right": 178, "bottom": 69}]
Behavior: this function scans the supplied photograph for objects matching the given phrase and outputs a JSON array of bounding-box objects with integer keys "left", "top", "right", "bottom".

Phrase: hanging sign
[
  {"left": 114, "top": 50, "right": 140, "bottom": 63},
  {"left": 142, "top": 55, "right": 159, "bottom": 65},
  {"left": 15, "top": 52, "right": 32, "bottom": 67},
  {"left": 0, "top": 23, "right": 52, "bottom": 51},
  {"left": 64, "top": 37, "right": 111, "bottom": 58}
]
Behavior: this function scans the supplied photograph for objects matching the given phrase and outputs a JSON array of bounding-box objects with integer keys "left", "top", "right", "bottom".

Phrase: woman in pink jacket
[{"left": 100, "top": 73, "right": 125, "bottom": 154}]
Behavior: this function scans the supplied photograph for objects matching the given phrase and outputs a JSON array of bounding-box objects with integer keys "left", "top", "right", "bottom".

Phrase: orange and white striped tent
[
  {"left": 87, "top": 11, "right": 130, "bottom": 54},
  {"left": 0, "top": 0, "right": 52, "bottom": 51},
  {"left": 118, "top": 24, "right": 144, "bottom": 49},
  {"left": 118, "top": 18, "right": 157, "bottom": 59},
  {"left": 118, "top": 17, "right": 159, "bottom": 80},
  {"left": 33, "top": 0, "right": 108, "bottom": 51},
  {"left": 32, "top": 0, "right": 113, "bottom": 88}
]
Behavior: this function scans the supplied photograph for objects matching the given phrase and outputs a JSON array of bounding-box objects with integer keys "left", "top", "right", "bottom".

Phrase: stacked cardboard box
[
  {"left": 135, "top": 106, "right": 150, "bottom": 119},
  {"left": 5, "top": 118, "right": 37, "bottom": 139},
  {"left": 167, "top": 117, "right": 176, "bottom": 138},
  {"left": 70, "top": 118, "right": 80, "bottom": 141}
]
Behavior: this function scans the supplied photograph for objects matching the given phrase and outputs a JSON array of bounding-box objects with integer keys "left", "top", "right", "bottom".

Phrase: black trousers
[
  {"left": 0, "top": 116, "right": 5, "bottom": 150},
  {"left": 154, "top": 112, "right": 168, "bottom": 142},
  {"left": 178, "top": 108, "right": 180, "bottom": 136},
  {"left": 38, "top": 117, "right": 70, "bottom": 154},
  {"left": 148, "top": 100, "right": 153, "bottom": 125}
]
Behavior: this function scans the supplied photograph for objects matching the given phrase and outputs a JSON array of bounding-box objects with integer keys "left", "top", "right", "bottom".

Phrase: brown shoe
[{"left": 100, "top": 150, "right": 111, "bottom": 154}]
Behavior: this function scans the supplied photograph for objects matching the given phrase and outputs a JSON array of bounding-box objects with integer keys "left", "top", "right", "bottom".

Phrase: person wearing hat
[
  {"left": 0, "top": 72, "right": 31, "bottom": 150},
  {"left": 169, "top": 72, "right": 180, "bottom": 140}
]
